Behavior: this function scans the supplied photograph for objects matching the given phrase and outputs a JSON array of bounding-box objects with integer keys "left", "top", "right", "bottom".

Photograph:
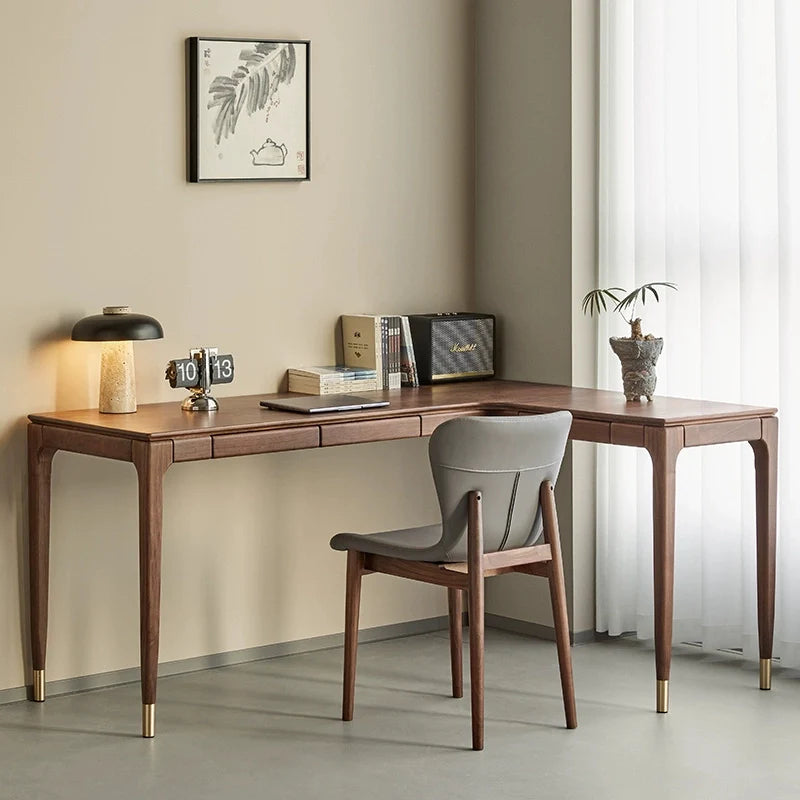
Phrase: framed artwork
[{"left": 187, "top": 37, "right": 310, "bottom": 182}]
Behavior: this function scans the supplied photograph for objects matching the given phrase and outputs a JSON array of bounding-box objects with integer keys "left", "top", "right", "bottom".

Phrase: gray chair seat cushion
[
  {"left": 330, "top": 412, "right": 572, "bottom": 564},
  {"left": 330, "top": 524, "right": 449, "bottom": 562}
]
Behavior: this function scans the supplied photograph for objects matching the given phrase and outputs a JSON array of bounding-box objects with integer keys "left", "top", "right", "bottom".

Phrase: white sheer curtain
[{"left": 597, "top": 0, "right": 800, "bottom": 665}]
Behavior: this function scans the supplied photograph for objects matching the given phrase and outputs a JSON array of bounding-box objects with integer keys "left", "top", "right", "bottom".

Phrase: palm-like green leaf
[
  {"left": 581, "top": 288, "right": 624, "bottom": 316},
  {"left": 207, "top": 42, "right": 297, "bottom": 145},
  {"left": 614, "top": 282, "right": 677, "bottom": 315}
]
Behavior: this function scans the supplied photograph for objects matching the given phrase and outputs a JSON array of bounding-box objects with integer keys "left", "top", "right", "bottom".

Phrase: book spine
[
  {"left": 319, "top": 379, "right": 377, "bottom": 394},
  {"left": 288, "top": 372, "right": 356, "bottom": 381},
  {"left": 400, "top": 316, "right": 419, "bottom": 387},
  {"left": 384, "top": 316, "right": 390, "bottom": 390},
  {"left": 396, "top": 316, "right": 402, "bottom": 387},
  {"left": 390, "top": 316, "right": 396, "bottom": 388},
  {"left": 374, "top": 315, "right": 384, "bottom": 389},
  {"left": 289, "top": 366, "right": 378, "bottom": 379},
  {"left": 399, "top": 317, "right": 410, "bottom": 387},
  {"left": 391, "top": 316, "right": 401, "bottom": 389},
  {"left": 410, "top": 321, "right": 419, "bottom": 387},
  {"left": 288, "top": 377, "right": 379, "bottom": 395},
  {"left": 381, "top": 316, "right": 388, "bottom": 390},
  {"left": 333, "top": 367, "right": 378, "bottom": 378}
]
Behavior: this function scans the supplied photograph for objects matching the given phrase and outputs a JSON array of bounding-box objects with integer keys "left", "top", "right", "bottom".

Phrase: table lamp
[{"left": 72, "top": 306, "right": 164, "bottom": 413}]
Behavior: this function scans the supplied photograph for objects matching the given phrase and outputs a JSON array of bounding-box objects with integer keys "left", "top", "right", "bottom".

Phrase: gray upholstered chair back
[{"left": 429, "top": 411, "right": 572, "bottom": 562}]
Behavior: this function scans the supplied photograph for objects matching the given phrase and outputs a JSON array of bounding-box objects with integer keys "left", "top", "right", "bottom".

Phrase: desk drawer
[
  {"left": 213, "top": 427, "right": 319, "bottom": 458},
  {"left": 684, "top": 418, "right": 762, "bottom": 447},
  {"left": 569, "top": 419, "right": 611, "bottom": 443},
  {"left": 610, "top": 423, "right": 645, "bottom": 448},
  {"left": 173, "top": 436, "right": 213, "bottom": 461},
  {"left": 420, "top": 410, "right": 484, "bottom": 436},
  {"left": 320, "top": 416, "right": 421, "bottom": 447}
]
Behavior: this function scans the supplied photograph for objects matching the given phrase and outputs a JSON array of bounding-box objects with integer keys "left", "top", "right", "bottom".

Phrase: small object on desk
[
  {"left": 580, "top": 282, "right": 677, "bottom": 401},
  {"left": 389, "top": 315, "right": 402, "bottom": 389},
  {"left": 377, "top": 315, "right": 401, "bottom": 389},
  {"left": 287, "top": 365, "right": 378, "bottom": 395},
  {"left": 165, "top": 347, "right": 234, "bottom": 411},
  {"left": 341, "top": 314, "right": 385, "bottom": 389},
  {"left": 260, "top": 394, "right": 390, "bottom": 414},
  {"left": 341, "top": 315, "right": 402, "bottom": 390},
  {"left": 399, "top": 316, "right": 420, "bottom": 387},
  {"left": 408, "top": 313, "right": 495, "bottom": 384},
  {"left": 71, "top": 306, "right": 164, "bottom": 414}
]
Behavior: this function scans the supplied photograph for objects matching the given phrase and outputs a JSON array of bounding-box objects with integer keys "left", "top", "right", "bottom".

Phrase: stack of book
[
  {"left": 341, "top": 314, "right": 419, "bottom": 389},
  {"left": 287, "top": 365, "right": 379, "bottom": 395}
]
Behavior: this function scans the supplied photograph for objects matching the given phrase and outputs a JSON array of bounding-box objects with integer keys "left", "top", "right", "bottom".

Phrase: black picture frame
[{"left": 187, "top": 37, "right": 311, "bottom": 182}]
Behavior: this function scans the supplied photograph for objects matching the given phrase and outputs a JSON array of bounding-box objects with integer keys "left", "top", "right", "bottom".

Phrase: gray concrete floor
[{"left": 1, "top": 629, "right": 798, "bottom": 800}]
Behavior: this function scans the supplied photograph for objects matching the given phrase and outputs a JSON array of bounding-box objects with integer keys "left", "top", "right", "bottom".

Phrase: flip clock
[{"left": 165, "top": 347, "right": 234, "bottom": 411}]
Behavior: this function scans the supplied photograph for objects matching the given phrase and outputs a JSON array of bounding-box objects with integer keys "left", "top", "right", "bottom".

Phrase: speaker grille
[{"left": 431, "top": 318, "right": 494, "bottom": 379}]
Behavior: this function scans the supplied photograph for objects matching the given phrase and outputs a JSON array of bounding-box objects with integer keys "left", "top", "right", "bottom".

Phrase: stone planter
[{"left": 609, "top": 337, "right": 663, "bottom": 402}]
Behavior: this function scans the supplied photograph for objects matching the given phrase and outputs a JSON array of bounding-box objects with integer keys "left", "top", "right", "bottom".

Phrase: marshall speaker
[{"left": 408, "top": 313, "right": 495, "bottom": 384}]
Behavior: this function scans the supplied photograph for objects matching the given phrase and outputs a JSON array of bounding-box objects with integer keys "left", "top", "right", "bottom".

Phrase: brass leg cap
[
  {"left": 656, "top": 679, "right": 669, "bottom": 713},
  {"left": 760, "top": 658, "right": 772, "bottom": 690},
  {"left": 142, "top": 704, "right": 156, "bottom": 738},
  {"left": 32, "top": 669, "right": 45, "bottom": 702}
]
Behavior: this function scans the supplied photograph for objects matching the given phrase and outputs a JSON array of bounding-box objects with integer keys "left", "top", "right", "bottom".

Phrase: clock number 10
[{"left": 175, "top": 359, "right": 198, "bottom": 385}]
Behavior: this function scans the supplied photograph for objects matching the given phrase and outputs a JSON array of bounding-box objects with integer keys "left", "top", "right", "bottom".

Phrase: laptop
[{"left": 260, "top": 394, "right": 390, "bottom": 414}]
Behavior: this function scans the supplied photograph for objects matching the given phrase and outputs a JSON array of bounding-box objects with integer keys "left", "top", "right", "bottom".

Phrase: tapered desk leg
[
  {"left": 750, "top": 417, "right": 778, "bottom": 690},
  {"left": 645, "top": 426, "right": 683, "bottom": 713},
  {"left": 132, "top": 441, "right": 172, "bottom": 738},
  {"left": 28, "top": 424, "right": 56, "bottom": 702}
]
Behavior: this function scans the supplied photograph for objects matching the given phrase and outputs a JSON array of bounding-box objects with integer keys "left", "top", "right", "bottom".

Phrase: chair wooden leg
[
  {"left": 447, "top": 588, "right": 463, "bottom": 698},
  {"left": 540, "top": 481, "right": 577, "bottom": 729},
  {"left": 342, "top": 550, "right": 364, "bottom": 722},
  {"left": 467, "top": 491, "right": 485, "bottom": 750}
]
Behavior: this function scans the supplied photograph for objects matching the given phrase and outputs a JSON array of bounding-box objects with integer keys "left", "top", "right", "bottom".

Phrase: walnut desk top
[{"left": 29, "top": 379, "right": 777, "bottom": 456}]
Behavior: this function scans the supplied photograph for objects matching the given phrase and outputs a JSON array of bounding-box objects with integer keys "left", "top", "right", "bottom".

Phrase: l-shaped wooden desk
[{"left": 27, "top": 380, "right": 778, "bottom": 737}]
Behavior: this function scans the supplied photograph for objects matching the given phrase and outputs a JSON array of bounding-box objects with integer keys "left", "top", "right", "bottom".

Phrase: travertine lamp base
[{"left": 99, "top": 339, "right": 136, "bottom": 413}]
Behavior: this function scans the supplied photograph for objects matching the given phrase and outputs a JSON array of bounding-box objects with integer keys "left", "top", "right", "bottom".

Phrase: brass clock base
[{"left": 182, "top": 393, "right": 219, "bottom": 412}]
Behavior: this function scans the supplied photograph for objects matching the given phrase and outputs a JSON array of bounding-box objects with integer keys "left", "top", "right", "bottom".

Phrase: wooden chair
[{"left": 329, "top": 412, "right": 577, "bottom": 750}]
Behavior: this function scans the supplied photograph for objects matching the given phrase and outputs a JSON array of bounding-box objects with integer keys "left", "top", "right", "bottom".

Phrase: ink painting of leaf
[
  {"left": 207, "top": 42, "right": 296, "bottom": 145},
  {"left": 189, "top": 38, "right": 309, "bottom": 182}
]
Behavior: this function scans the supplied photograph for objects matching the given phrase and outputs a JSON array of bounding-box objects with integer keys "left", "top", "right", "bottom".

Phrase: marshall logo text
[{"left": 450, "top": 342, "right": 478, "bottom": 353}]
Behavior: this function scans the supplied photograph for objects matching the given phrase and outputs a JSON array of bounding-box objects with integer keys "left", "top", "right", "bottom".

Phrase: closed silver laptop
[{"left": 260, "top": 394, "right": 390, "bottom": 414}]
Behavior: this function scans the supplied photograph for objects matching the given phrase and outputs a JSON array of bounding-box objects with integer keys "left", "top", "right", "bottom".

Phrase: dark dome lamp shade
[
  {"left": 71, "top": 306, "right": 164, "bottom": 414},
  {"left": 71, "top": 306, "right": 164, "bottom": 342}
]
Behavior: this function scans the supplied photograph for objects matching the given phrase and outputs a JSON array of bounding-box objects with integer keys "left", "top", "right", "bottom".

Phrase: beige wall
[
  {"left": 475, "top": 0, "right": 573, "bottom": 629},
  {"left": 570, "top": 0, "right": 599, "bottom": 633},
  {"left": 0, "top": 0, "right": 475, "bottom": 691},
  {"left": 475, "top": 0, "right": 598, "bottom": 634}
]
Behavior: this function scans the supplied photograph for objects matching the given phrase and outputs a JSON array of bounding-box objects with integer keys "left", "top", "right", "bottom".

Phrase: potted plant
[{"left": 581, "top": 282, "right": 677, "bottom": 402}]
